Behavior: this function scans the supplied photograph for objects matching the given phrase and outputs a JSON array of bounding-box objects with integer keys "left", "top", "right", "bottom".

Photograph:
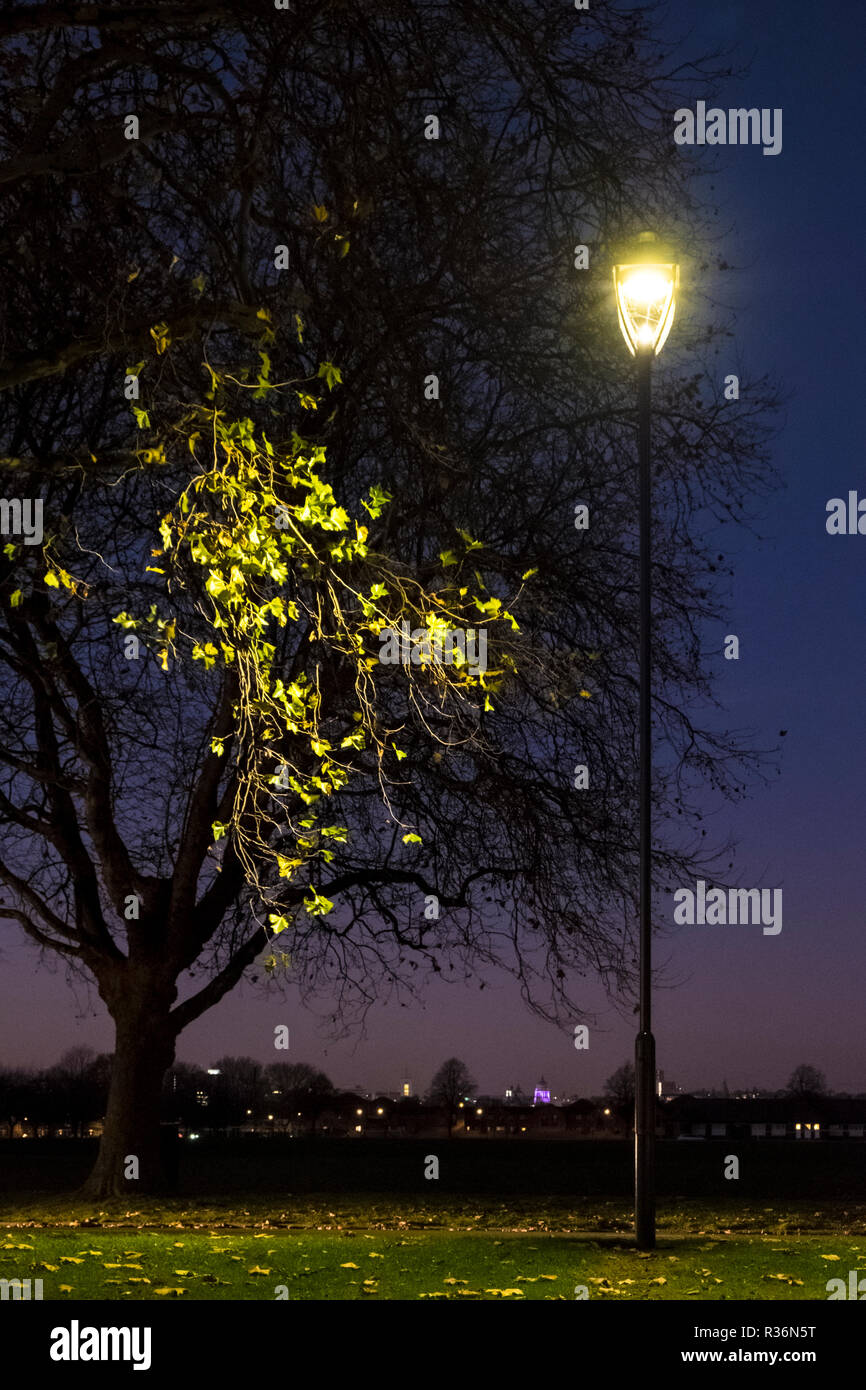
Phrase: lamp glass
[{"left": 613, "top": 262, "right": 679, "bottom": 356}]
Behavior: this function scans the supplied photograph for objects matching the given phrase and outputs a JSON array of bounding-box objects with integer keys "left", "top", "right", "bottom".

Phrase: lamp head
[{"left": 613, "top": 232, "right": 679, "bottom": 357}]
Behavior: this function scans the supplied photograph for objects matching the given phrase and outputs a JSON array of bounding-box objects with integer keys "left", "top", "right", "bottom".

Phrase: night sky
[{"left": 1, "top": 0, "right": 864, "bottom": 1100}]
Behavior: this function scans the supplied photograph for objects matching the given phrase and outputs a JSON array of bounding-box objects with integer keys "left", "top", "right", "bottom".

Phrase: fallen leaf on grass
[
  {"left": 648, "top": 1277, "right": 667, "bottom": 1286},
  {"left": 820, "top": 1254, "right": 840, "bottom": 1261},
  {"left": 61, "top": 1257, "right": 84, "bottom": 1265},
  {"left": 153, "top": 1287, "right": 187, "bottom": 1297},
  {"left": 247, "top": 1266, "right": 271, "bottom": 1276},
  {"left": 40, "top": 1262, "right": 59, "bottom": 1271},
  {"left": 340, "top": 1262, "right": 359, "bottom": 1269},
  {"left": 59, "top": 1285, "right": 73, "bottom": 1293}
]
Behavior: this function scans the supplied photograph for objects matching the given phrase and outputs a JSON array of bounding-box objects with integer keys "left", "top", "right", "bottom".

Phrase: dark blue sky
[{"left": 2, "top": 0, "right": 864, "bottom": 1100}]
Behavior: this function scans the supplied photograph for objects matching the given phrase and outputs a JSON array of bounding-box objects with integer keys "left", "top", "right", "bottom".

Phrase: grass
[
  {"left": 3, "top": 1140, "right": 864, "bottom": 1300},
  {"left": 1, "top": 1194, "right": 864, "bottom": 1300}
]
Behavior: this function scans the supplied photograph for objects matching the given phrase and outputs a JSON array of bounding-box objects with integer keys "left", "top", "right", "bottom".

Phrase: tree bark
[{"left": 80, "top": 1012, "right": 176, "bottom": 1199}]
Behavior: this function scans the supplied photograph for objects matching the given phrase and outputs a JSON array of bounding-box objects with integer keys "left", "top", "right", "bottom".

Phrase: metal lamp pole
[
  {"left": 634, "top": 343, "right": 655, "bottom": 1251},
  {"left": 612, "top": 236, "right": 678, "bottom": 1251}
]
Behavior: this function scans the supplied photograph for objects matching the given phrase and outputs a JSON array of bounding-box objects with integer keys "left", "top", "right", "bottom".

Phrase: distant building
[
  {"left": 656, "top": 1070, "right": 680, "bottom": 1100},
  {"left": 533, "top": 1076, "right": 551, "bottom": 1105},
  {"left": 664, "top": 1095, "right": 866, "bottom": 1140}
]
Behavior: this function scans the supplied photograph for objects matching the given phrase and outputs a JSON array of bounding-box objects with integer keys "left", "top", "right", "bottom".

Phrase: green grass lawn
[{"left": 1, "top": 1194, "right": 864, "bottom": 1300}]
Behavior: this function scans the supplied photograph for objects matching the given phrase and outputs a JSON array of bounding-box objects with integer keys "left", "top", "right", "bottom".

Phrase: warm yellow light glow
[
  {"left": 476, "top": 1108, "right": 483, "bottom": 1115},
  {"left": 603, "top": 1108, "right": 611, "bottom": 1116},
  {"left": 377, "top": 1107, "right": 384, "bottom": 1115},
  {"left": 613, "top": 258, "right": 679, "bottom": 357}
]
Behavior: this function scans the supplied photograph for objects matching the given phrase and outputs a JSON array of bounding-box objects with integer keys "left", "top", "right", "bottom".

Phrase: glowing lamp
[{"left": 613, "top": 240, "right": 679, "bottom": 356}]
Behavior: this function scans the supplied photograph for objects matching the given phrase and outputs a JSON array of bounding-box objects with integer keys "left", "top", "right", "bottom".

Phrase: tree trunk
[{"left": 80, "top": 1013, "right": 176, "bottom": 1199}]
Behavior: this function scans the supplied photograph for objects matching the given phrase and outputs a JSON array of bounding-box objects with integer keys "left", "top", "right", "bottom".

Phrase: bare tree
[
  {"left": 427, "top": 1057, "right": 476, "bottom": 1137},
  {"left": 604, "top": 1061, "right": 635, "bottom": 1130},
  {"left": 786, "top": 1065, "right": 827, "bottom": 1099}
]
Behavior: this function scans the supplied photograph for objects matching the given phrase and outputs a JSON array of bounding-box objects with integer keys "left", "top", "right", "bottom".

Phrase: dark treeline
[{"left": 0, "top": 1048, "right": 338, "bottom": 1134}]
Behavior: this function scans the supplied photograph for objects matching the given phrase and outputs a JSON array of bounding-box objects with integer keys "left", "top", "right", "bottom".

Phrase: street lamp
[{"left": 613, "top": 233, "right": 679, "bottom": 1251}]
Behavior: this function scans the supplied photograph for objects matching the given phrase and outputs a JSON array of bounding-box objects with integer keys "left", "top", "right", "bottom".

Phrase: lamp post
[{"left": 613, "top": 234, "right": 679, "bottom": 1250}]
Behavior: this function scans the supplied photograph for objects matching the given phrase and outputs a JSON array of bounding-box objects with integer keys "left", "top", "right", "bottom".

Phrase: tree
[
  {"left": 604, "top": 1061, "right": 635, "bottom": 1130},
  {"left": 0, "top": 2, "right": 782, "bottom": 1195},
  {"left": 207, "top": 1056, "right": 264, "bottom": 1130},
  {"left": 0, "top": 1067, "right": 36, "bottom": 1138},
  {"left": 265, "top": 1062, "right": 334, "bottom": 1134},
  {"left": 427, "top": 1057, "right": 476, "bottom": 1137},
  {"left": 786, "top": 1065, "right": 827, "bottom": 1099},
  {"left": 45, "top": 1046, "right": 111, "bottom": 1137}
]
